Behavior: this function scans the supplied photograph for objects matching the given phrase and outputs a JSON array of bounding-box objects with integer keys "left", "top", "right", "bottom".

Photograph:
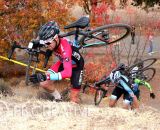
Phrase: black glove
[
  {"left": 29, "top": 73, "right": 46, "bottom": 84},
  {"left": 150, "top": 93, "right": 155, "bottom": 99}
]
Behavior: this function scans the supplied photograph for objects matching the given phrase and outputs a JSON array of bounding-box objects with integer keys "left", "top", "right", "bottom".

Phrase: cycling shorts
[{"left": 110, "top": 86, "right": 131, "bottom": 101}]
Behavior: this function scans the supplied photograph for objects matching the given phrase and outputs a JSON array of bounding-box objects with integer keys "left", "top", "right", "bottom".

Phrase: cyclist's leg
[
  {"left": 123, "top": 91, "right": 132, "bottom": 109},
  {"left": 40, "top": 61, "right": 63, "bottom": 100},
  {"left": 131, "top": 90, "right": 140, "bottom": 109},
  {"left": 119, "top": 78, "right": 139, "bottom": 109},
  {"left": 109, "top": 87, "right": 123, "bottom": 107},
  {"left": 70, "top": 69, "right": 83, "bottom": 103},
  {"left": 70, "top": 47, "right": 84, "bottom": 103}
]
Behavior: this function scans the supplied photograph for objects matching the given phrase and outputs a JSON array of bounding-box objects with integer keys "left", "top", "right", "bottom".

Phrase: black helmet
[
  {"left": 117, "top": 63, "right": 126, "bottom": 70},
  {"left": 38, "top": 21, "right": 60, "bottom": 40}
]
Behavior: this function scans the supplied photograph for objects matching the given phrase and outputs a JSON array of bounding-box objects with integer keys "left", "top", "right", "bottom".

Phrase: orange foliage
[
  {"left": 84, "top": 52, "right": 117, "bottom": 83},
  {"left": 0, "top": 0, "right": 78, "bottom": 77},
  {"left": 0, "top": 0, "right": 76, "bottom": 54}
]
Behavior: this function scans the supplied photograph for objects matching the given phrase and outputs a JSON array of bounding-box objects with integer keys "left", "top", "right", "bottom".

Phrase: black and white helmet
[
  {"left": 117, "top": 63, "right": 126, "bottom": 70},
  {"left": 38, "top": 21, "right": 60, "bottom": 40}
]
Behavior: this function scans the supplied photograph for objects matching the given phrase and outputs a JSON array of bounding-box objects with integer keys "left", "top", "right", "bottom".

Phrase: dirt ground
[
  {"left": 0, "top": 64, "right": 160, "bottom": 130},
  {"left": 0, "top": 87, "right": 160, "bottom": 130}
]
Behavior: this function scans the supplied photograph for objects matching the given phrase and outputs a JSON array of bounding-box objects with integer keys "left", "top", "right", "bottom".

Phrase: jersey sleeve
[
  {"left": 143, "top": 81, "right": 153, "bottom": 91},
  {"left": 134, "top": 78, "right": 153, "bottom": 92},
  {"left": 59, "top": 39, "right": 72, "bottom": 79}
]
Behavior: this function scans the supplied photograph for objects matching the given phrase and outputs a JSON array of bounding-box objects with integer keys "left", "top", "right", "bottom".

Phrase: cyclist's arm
[
  {"left": 119, "top": 79, "right": 134, "bottom": 97},
  {"left": 134, "top": 78, "right": 153, "bottom": 92},
  {"left": 96, "top": 76, "right": 111, "bottom": 86},
  {"left": 59, "top": 39, "right": 72, "bottom": 79},
  {"left": 47, "top": 39, "right": 72, "bottom": 80}
]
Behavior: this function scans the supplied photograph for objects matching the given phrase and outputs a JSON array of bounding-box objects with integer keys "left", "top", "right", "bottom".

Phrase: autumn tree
[
  {"left": 0, "top": 0, "right": 77, "bottom": 77},
  {"left": 0, "top": 0, "right": 75, "bottom": 48},
  {"left": 132, "top": 0, "right": 160, "bottom": 8}
]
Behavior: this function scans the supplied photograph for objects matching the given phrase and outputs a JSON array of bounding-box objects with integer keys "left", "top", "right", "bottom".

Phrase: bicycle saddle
[{"left": 64, "top": 16, "right": 90, "bottom": 29}]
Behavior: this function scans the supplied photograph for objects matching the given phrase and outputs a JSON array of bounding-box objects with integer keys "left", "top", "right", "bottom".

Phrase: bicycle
[
  {"left": 8, "top": 41, "right": 48, "bottom": 85},
  {"left": 80, "top": 76, "right": 117, "bottom": 106},
  {"left": 60, "top": 80, "right": 113, "bottom": 105},
  {"left": 8, "top": 16, "right": 131, "bottom": 85},
  {"left": 127, "top": 58, "right": 157, "bottom": 72},
  {"left": 129, "top": 67, "right": 156, "bottom": 82},
  {"left": 127, "top": 58, "right": 157, "bottom": 81},
  {"left": 60, "top": 17, "right": 131, "bottom": 48},
  {"left": 83, "top": 58, "right": 157, "bottom": 106}
]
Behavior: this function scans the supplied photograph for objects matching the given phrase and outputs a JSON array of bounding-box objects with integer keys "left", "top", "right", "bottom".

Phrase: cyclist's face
[{"left": 46, "top": 35, "right": 59, "bottom": 50}]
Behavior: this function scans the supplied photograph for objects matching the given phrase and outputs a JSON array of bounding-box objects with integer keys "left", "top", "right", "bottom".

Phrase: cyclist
[
  {"left": 29, "top": 21, "right": 84, "bottom": 103},
  {"left": 115, "top": 60, "right": 155, "bottom": 109},
  {"left": 130, "top": 59, "right": 156, "bottom": 108},
  {"left": 96, "top": 63, "right": 139, "bottom": 109}
]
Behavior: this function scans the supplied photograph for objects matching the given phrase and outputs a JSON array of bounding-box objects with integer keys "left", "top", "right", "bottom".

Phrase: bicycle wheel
[
  {"left": 80, "top": 23, "right": 131, "bottom": 48},
  {"left": 138, "top": 67, "right": 156, "bottom": 82},
  {"left": 94, "top": 89, "right": 107, "bottom": 106},
  {"left": 128, "top": 58, "right": 157, "bottom": 72}
]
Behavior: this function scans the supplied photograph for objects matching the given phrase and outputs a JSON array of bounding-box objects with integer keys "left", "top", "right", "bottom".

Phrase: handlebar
[
  {"left": 8, "top": 40, "right": 48, "bottom": 67},
  {"left": 8, "top": 41, "right": 22, "bottom": 59},
  {"left": 95, "top": 77, "right": 111, "bottom": 86}
]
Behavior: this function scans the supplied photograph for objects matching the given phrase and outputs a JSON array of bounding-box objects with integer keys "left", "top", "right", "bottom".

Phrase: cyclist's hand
[
  {"left": 150, "top": 93, "right": 155, "bottom": 99},
  {"left": 94, "top": 82, "right": 99, "bottom": 88},
  {"left": 29, "top": 73, "right": 46, "bottom": 83},
  {"left": 94, "top": 82, "right": 97, "bottom": 86}
]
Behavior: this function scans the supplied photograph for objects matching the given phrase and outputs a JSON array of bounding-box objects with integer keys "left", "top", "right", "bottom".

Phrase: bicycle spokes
[
  {"left": 82, "top": 24, "right": 131, "bottom": 48},
  {"left": 141, "top": 68, "right": 156, "bottom": 82}
]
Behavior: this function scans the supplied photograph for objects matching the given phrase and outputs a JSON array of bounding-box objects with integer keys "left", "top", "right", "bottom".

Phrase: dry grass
[
  {"left": 0, "top": 95, "right": 160, "bottom": 130},
  {"left": 0, "top": 79, "right": 14, "bottom": 97},
  {"left": 0, "top": 70, "right": 159, "bottom": 130}
]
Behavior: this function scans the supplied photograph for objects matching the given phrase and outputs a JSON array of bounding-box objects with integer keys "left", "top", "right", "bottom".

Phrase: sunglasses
[
  {"left": 40, "top": 34, "right": 58, "bottom": 45},
  {"left": 45, "top": 42, "right": 51, "bottom": 46}
]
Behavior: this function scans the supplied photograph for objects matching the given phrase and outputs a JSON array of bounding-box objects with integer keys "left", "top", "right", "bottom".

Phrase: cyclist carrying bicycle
[
  {"left": 29, "top": 21, "right": 84, "bottom": 103},
  {"left": 130, "top": 59, "right": 156, "bottom": 108},
  {"left": 108, "top": 61, "right": 155, "bottom": 109},
  {"left": 96, "top": 63, "right": 139, "bottom": 109}
]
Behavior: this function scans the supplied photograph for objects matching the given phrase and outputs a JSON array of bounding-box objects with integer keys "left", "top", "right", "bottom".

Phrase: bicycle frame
[{"left": 59, "top": 28, "right": 109, "bottom": 49}]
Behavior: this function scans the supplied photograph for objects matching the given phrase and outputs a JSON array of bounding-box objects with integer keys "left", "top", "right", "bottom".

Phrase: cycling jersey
[
  {"left": 108, "top": 70, "right": 134, "bottom": 96},
  {"left": 131, "top": 66, "right": 139, "bottom": 77},
  {"left": 48, "top": 39, "right": 72, "bottom": 80},
  {"left": 47, "top": 38, "right": 84, "bottom": 89}
]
